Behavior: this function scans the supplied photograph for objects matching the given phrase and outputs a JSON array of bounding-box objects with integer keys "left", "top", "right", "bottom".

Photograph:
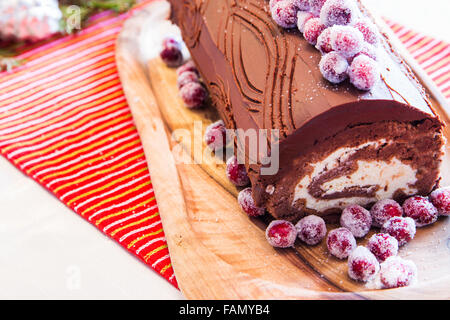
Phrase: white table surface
[{"left": 0, "top": 0, "right": 448, "bottom": 299}]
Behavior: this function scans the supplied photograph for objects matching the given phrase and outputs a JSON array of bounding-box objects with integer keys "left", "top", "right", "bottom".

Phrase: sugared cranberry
[
  {"left": 179, "top": 82, "right": 208, "bottom": 108},
  {"left": 309, "top": 0, "right": 327, "bottom": 16},
  {"left": 160, "top": 37, "right": 183, "bottom": 67},
  {"left": 326, "top": 227, "right": 356, "bottom": 259},
  {"left": 320, "top": 0, "right": 358, "bottom": 27},
  {"left": 370, "top": 199, "right": 403, "bottom": 228},
  {"left": 379, "top": 256, "right": 418, "bottom": 289},
  {"left": 177, "top": 71, "right": 199, "bottom": 89},
  {"left": 367, "top": 233, "right": 399, "bottom": 262},
  {"left": 348, "top": 54, "right": 380, "bottom": 90},
  {"left": 297, "top": 11, "right": 315, "bottom": 33},
  {"left": 271, "top": 1, "right": 299, "bottom": 28},
  {"left": 429, "top": 187, "right": 450, "bottom": 216},
  {"left": 176, "top": 60, "right": 199, "bottom": 77},
  {"left": 347, "top": 246, "right": 380, "bottom": 282},
  {"left": 381, "top": 217, "right": 416, "bottom": 246},
  {"left": 303, "top": 18, "right": 326, "bottom": 45},
  {"left": 353, "top": 18, "right": 379, "bottom": 45},
  {"left": 293, "top": 0, "right": 310, "bottom": 11},
  {"left": 238, "top": 187, "right": 265, "bottom": 217},
  {"left": 330, "top": 25, "right": 364, "bottom": 58},
  {"left": 204, "top": 120, "right": 227, "bottom": 150},
  {"left": 269, "top": 0, "right": 284, "bottom": 11},
  {"left": 340, "top": 204, "right": 372, "bottom": 238},
  {"left": 402, "top": 196, "right": 438, "bottom": 227},
  {"left": 226, "top": 155, "right": 250, "bottom": 187},
  {"left": 316, "top": 27, "right": 333, "bottom": 54},
  {"left": 319, "top": 51, "right": 349, "bottom": 84},
  {"left": 352, "top": 42, "right": 378, "bottom": 62},
  {"left": 266, "top": 220, "right": 298, "bottom": 248},
  {"left": 295, "top": 215, "right": 327, "bottom": 245}
]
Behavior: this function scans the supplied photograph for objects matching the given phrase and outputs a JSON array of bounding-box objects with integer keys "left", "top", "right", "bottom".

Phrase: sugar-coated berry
[
  {"left": 429, "top": 187, "right": 450, "bottom": 216},
  {"left": 353, "top": 18, "right": 379, "bottom": 45},
  {"left": 269, "top": 0, "right": 284, "bottom": 11},
  {"left": 226, "top": 155, "right": 250, "bottom": 187},
  {"left": 176, "top": 60, "right": 199, "bottom": 77},
  {"left": 353, "top": 42, "right": 378, "bottom": 61},
  {"left": 204, "top": 120, "right": 227, "bottom": 150},
  {"left": 179, "top": 82, "right": 207, "bottom": 108},
  {"left": 309, "top": 0, "right": 327, "bottom": 16},
  {"left": 320, "top": 0, "right": 358, "bottom": 27},
  {"left": 160, "top": 37, "right": 183, "bottom": 68},
  {"left": 295, "top": 215, "right": 327, "bottom": 245},
  {"left": 326, "top": 227, "right": 356, "bottom": 259},
  {"left": 379, "top": 256, "right": 417, "bottom": 289},
  {"left": 370, "top": 199, "right": 403, "bottom": 228},
  {"left": 367, "top": 233, "right": 399, "bottom": 262},
  {"left": 293, "top": 0, "right": 310, "bottom": 11},
  {"left": 347, "top": 246, "right": 380, "bottom": 282},
  {"left": 381, "top": 217, "right": 416, "bottom": 246},
  {"left": 303, "top": 18, "right": 326, "bottom": 45},
  {"left": 402, "top": 196, "right": 439, "bottom": 227},
  {"left": 266, "top": 220, "right": 298, "bottom": 248},
  {"left": 177, "top": 71, "right": 199, "bottom": 89},
  {"left": 316, "top": 27, "right": 333, "bottom": 54},
  {"left": 340, "top": 204, "right": 372, "bottom": 238},
  {"left": 330, "top": 25, "right": 364, "bottom": 58},
  {"left": 271, "top": 1, "right": 299, "bottom": 28},
  {"left": 297, "top": 11, "right": 315, "bottom": 33},
  {"left": 348, "top": 54, "right": 380, "bottom": 90},
  {"left": 319, "top": 51, "right": 349, "bottom": 84},
  {"left": 238, "top": 187, "right": 265, "bottom": 217}
]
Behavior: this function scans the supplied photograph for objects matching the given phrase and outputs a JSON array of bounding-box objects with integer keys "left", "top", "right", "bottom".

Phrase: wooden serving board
[{"left": 116, "top": 1, "right": 450, "bottom": 299}]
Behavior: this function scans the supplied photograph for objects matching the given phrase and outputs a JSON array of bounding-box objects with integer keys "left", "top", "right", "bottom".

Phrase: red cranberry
[
  {"left": 367, "top": 233, "right": 399, "bottom": 262},
  {"left": 403, "top": 196, "right": 438, "bottom": 227},
  {"left": 238, "top": 188, "right": 265, "bottom": 217},
  {"left": 309, "top": 0, "right": 327, "bottom": 16},
  {"left": 271, "top": 1, "right": 299, "bottom": 28},
  {"left": 348, "top": 54, "right": 380, "bottom": 91},
  {"left": 204, "top": 120, "right": 227, "bottom": 150},
  {"left": 320, "top": 0, "right": 358, "bottom": 27},
  {"left": 330, "top": 25, "right": 364, "bottom": 58},
  {"left": 266, "top": 220, "right": 298, "bottom": 248},
  {"left": 226, "top": 155, "right": 250, "bottom": 187},
  {"left": 269, "top": 0, "right": 284, "bottom": 11},
  {"left": 295, "top": 215, "right": 327, "bottom": 245},
  {"left": 379, "top": 256, "right": 417, "bottom": 289},
  {"left": 340, "top": 204, "right": 372, "bottom": 238},
  {"left": 177, "top": 71, "right": 199, "bottom": 89},
  {"left": 293, "top": 0, "right": 310, "bottom": 11},
  {"left": 326, "top": 227, "right": 356, "bottom": 259},
  {"left": 381, "top": 217, "right": 416, "bottom": 246},
  {"left": 297, "top": 11, "right": 315, "bottom": 33},
  {"left": 347, "top": 246, "right": 380, "bottom": 282},
  {"left": 429, "top": 187, "right": 450, "bottom": 216},
  {"left": 352, "top": 42, "right": 378, "bottom": 62},
  {"left": 316, "top": 27, "right": 333, "bottom": 54},
  {"left": 160, "top": 37, "right": 183, "bottom": 67},
  {"left": 176, "top": 60, "right": 199, "bottom": 77},
  {"left": 370, "top": 199, "right": 403, "bottom": 228},
  {"left": 179, "top": 82, "right": 208, "bottom": 108},
  {"left": 319, "top": 51, "right": 349, "bottom": 84},
  {"left": 353, "top": 18, "right": 379, "bottom": 45},
  {"left": 303, "top": 18, "right": 326, "bottom": 45}
]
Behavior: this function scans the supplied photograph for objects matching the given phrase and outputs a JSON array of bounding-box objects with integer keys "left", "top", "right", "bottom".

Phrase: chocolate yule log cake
[{"left": 169, "top": 0, "right": 445, "bottom": 222}]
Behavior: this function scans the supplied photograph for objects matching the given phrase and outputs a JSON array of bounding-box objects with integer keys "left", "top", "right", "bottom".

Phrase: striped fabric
[{"left": 0, "top": 2, "right": 447, "bottom": 291}]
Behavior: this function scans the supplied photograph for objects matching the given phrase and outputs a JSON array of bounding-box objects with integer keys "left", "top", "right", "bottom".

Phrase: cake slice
[{"left": 169, "top": 0, "right": 445, "bottom": 222}]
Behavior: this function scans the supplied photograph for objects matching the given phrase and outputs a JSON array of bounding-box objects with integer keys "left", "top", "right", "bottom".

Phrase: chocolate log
[{"left": 169, "top": 0, "right": 445, "bottom": 222}]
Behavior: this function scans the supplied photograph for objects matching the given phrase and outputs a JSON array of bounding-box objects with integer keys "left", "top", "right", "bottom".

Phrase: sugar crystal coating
[
  {"left": 238, "top": 188, "right": 265, "bottom": 217},
  {"left": 348, "top": 246, "right": 380, "bottom": 282},
  {"left": 429, "top": 187, "right": 450, "bottom": 216},
  {"left": 320, "top": 0, "right": 358, "bottom": 27},
  {"left": 226, "top": 155, "right": 250, "bottom": 187},
  {"left": 348, "top": 54, "right": 380, "bottom": 90},
  {"left": 177, "top": 71, "right": 199, "bottom": 89},
  {"left": 297, "top": 10, "right": 315, "bottom": 33},
  {"left": 266, "top": 220, "right": 298, "bottom": 248},
  {"left": 319, "top": 51, "right": 349, "bottom": 84},
  {"left": 295, "top": 215, "right": 327, "bottom": 245},
  {"left": 402, "top": 196, "right": 438, "bottom": 227},
  {"left": 381, "top": 216, "right": 416, "bottom": 246},
  {"left": 179, "top": 82, "right": 207, "bottom": 108},
  {"left": 353, "top": 18, "right": 379, "bottom": 45},
  {"left": 379, "top": 256, "right": 417, "bottom": 289},
  {"left": 316, "top": 27, "right": 333, "bottom": 54},
  {"left": 303, "top": 18, "right": 326, "bottom": 45},
  {"left": 309, "top": 0, "right": 327, "bottom": 16},
  {"left": 176, "top": 60, "right": 199, "bottom": 77},
  {"left": 340, "top": 204, "right": 372, "bottom": 238},
  {"left": 271, "top": 1, "right": 299, "bottom": 28},
  {"left": 326, "top": 227, "right": 356, "bottom": 259},
  {"left": 293, "top": 0, "right": 311, "bottom": 11},
  {"left": 330, "top": 25, "right": 364, "bottom": 58},
  {"left": 370, "top": 199, "right": 403, "bottom": 228},
  {"left": 367, "top": 233, "right": 399, "bottom": 262},
  {"left": 204, "top": 120, "right": 227, "bottom": 150},
  {"left": 160, "top": 37, "right": 183, "bottom": 68}
]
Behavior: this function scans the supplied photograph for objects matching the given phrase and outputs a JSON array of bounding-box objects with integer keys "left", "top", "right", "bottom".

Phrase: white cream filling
[{"left": 292, "top": 140, "right": 418, "bottom": 212}]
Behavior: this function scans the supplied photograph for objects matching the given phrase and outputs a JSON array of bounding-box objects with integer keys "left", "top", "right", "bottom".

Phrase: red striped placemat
[{"left": 0, "top": 2, "right": 447, "bottom": 291}]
